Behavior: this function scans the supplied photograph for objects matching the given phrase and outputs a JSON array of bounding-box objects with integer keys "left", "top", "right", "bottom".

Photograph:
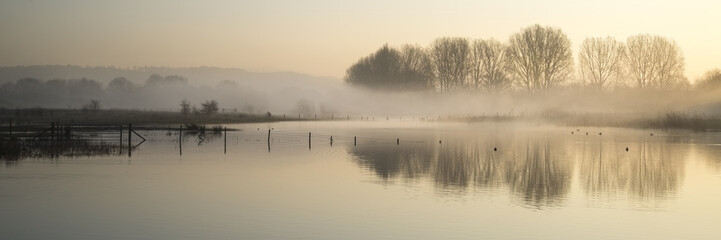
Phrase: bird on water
[{"left": 493, "top": 147, "right": 497, "bottom": 151}]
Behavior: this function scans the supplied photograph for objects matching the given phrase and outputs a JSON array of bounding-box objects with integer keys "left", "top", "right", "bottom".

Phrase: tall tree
[
  {"left": 578, "top": 37, "right": 626, "bottom": 90},
  {"left": 625, "top": 34, "right": 686, "bottom": 89},
  {"left": 430, "top": 37, "right": 470, "bottom": 91},
  {"left": 344, "top": 45, "right": 402, "bottom": 90},
  {"left": 399, "top": 44, "right": 434, "bottom": 90},
  {"left": 506, "top": 25, "right": 573, "bottom": 92},
  {"left": 345, "top": 44, "right": 433, "bottom": 91},
  {"left": 468, "top": 39, "right": 511, "bottom": 92}
]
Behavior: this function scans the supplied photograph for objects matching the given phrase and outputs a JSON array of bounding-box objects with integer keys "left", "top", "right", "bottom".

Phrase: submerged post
[
  {"left": 224, "top": 127, "right": 227, "bottom": 154},
  {"left": 308, "top": 132, "right": 311, "bottom": 150},
  {"left": 397, "top": 138, "right": 399, "bottom": 145},
  {"left": 354, "top": 136, "right": 356, "bottom": 146}
]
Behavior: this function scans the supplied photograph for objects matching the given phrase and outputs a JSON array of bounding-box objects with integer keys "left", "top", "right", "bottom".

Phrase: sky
[{"left": 1, "top": 0, "right": 720, "bottom": 81}]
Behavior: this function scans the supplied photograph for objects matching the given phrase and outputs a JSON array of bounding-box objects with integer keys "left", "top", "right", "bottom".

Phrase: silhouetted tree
[
  {"left": 345, "top": 44, "right": 432, "bottom": 91},
  {"left": 431, "top": 37, "right": 470, "bottom": 91},
  {"left": 345, "top": 45, "right": 401, "bottom": 89},
  {"left": 180, "top": 99, "right": 191, "bottom": 116},
  {"left": 578, "top": 37, "right": 626, "bottom": 91},
  {"left": 82, "top": 99, "right": 101, "bottom": 112},
  {"left": 200, "top": 100, "right": 219, "bottom": 115},
  {"left": 398, "top": 44, "right": 434, "bottom": 90},
  {"left": 468, "top": 39, "right": 511, "bottom": 92},
  {"left": 506, "top": 25, "right": 573, "bottom": 92},
  {"left": 107, "top": 77, "right": 136, "bottom": 93},
  {"left": 625, "top": 34, "right": 687, "bottom": 89}
]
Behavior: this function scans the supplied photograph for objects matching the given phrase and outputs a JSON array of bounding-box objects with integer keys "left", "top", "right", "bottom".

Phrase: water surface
[{"left": 2, "top": 121, "right": 721, "bottom": 239}]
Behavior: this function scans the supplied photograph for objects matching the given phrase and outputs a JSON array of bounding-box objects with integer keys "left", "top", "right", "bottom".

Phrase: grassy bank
[
  {"left": 2, "top": 108, "right": 721, "bottom": 132},
  {"left": 0, "top": 108, "right": 295, "bottom": 126}
]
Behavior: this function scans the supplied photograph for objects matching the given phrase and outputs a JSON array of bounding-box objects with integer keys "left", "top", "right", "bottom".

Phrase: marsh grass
[{"left": 0, "top": 137, "right": 123, "bottom": 161}]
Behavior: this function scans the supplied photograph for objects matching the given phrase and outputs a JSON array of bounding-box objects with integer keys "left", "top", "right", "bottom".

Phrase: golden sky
[{"left": 1, "top": 0, "right": 719, "bottom": 81}]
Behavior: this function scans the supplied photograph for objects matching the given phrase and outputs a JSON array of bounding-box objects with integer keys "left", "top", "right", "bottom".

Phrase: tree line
[{"left": 345, "top": 24, "right": 719, "bottom": 92}]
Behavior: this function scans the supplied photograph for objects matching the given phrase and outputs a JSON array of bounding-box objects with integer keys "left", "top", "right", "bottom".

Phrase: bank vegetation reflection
[{"left": 350, "top": 135, "right": 684, "bottom": 209}]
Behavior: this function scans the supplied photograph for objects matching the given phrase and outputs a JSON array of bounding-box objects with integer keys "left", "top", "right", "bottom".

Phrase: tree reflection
[
  {"left": 504, "top": 138, "right": 571, "bottom": 208},
  {"left": 350, "top": 135, "right": 573, "bottom": 208},
  {"left": 577, "top": 137, "right": 684, "bottom": 209},
  {"left": 350, "top": 132, "right": 689, "bottom": 210}
]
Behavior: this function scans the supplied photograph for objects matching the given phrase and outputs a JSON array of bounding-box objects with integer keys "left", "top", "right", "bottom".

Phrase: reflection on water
[
  {"left": 3, "top": 122, "right": 721, "bottom": 239},
  {"left": 350, "top": 131, "right": 689, "bottom": 209},
  {"left": 576, "top": 138, "right": 684, "bottom": 209}
]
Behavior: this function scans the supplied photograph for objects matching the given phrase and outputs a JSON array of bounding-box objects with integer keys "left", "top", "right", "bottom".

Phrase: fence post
[
  {"left": 128, "top": 124, "right": 132, "bottom": 157},
  {"left": 119, "top": 125, "right": 123, "bottom": 147},
  {"left": 179, "top": 125, "right": 182, "bottom": 156}
]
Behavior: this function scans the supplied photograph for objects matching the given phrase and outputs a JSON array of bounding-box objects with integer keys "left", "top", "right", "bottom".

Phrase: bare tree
[
  {"left": 430, "top": 37, "right": 470, "bottom": 91},
  {"left": 578, "top": 37, "right": 626, "bottom": 91},
  {"left": 506, "top": 25, "right": 573, "bottom": 92},
  {"left": 82, "top": 99, "right": 101, "bottom": 112},
  {"left": 180, "top": 99, "right": 191, "bottom": 116},
  {"left": 695, "top": 69, "right": 721, "bottom": 91},
  {"left": 625, "top": 34, "right": 686, "bottom": 89},
  {"left": 468, "top": 39, "right": 511, "bottom": 92},
  {"left": 200, "top": 100, "right": 219, "bottom": 115},
  {"left": 399, "top": 44, "right": 434, "bottom": 90},
  {"left": 294, "top": 99, "right": 315, "bottom": 117}
]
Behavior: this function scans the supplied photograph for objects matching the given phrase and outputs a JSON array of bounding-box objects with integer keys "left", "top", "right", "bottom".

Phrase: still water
[{"left": 2, "top": 121, "right": 721, "bottom": 239}]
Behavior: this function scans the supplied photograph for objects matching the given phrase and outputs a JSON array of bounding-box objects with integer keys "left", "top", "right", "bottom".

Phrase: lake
[{"left": 2, "top": 121, "right": 721, "bottom": 239}]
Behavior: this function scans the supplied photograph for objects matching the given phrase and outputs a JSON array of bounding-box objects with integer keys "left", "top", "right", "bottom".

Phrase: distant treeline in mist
[
  {"left": 0, "top": 70, "right": 343, "bottom": 117},
  {"left": 346, "top": 24, "right": 721, "bottom": 93}
]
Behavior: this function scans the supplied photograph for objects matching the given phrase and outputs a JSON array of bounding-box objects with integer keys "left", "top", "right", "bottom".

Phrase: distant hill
[{"left": 0, "top": 65, "right": 341, "bottom": 90}]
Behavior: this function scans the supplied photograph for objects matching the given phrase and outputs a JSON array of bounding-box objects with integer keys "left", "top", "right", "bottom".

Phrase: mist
[{"left": 2, "top": 65, "right": 721, "bottom": 123}]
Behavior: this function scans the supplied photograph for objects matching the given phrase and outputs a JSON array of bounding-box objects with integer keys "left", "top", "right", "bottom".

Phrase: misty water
[{"left": 2, "top": 121, "right": 721, "bottom": 239}]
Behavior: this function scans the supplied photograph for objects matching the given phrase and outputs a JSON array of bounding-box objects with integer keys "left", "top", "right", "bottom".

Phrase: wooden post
[
  {"left": 224, "top": 127, "right": 227, "bottom": 154},
  {"left": 397, "top": 138, "right": 399, "bottom": 145},
  {"left": 308, "top": 132, "right": 311, "bottom": 150},
  {"left": 119, "top": 125, "right": 123, "bottom": 147},
  {"left": 128, "top": 124, "right": 132, "bottom": 157},
  {"left": 179, "top": 125, "right": 182, "bottom": 156},
  {"left": 354, "top": 136, "right": 356, "bottom": 146},
  {"left": 50, "top": 122, "right": 55, "bottom": 158},
  {"left": 330, "top": 136, "right": 333, "bottom": 146},
  {"left": 267, "top": 129, "right": 271, "bottom": 143}
]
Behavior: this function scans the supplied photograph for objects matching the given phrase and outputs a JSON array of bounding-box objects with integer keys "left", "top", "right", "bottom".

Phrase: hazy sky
[{"left": 1, "top": 0, "right": 719, "bottom": 81}]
